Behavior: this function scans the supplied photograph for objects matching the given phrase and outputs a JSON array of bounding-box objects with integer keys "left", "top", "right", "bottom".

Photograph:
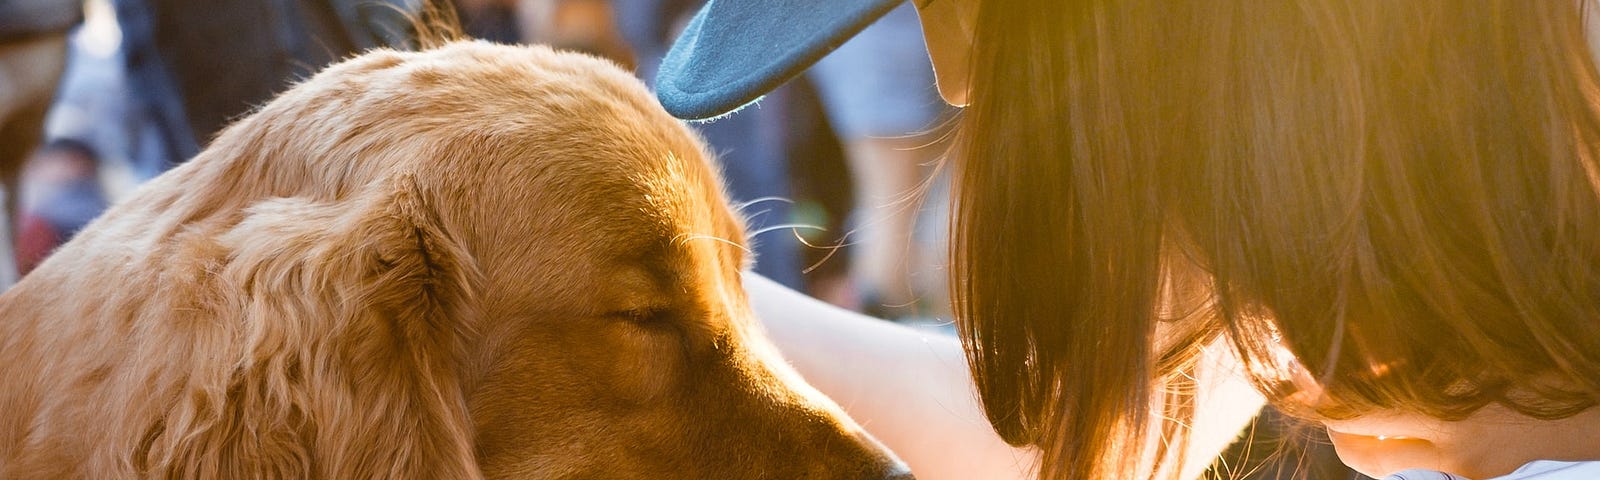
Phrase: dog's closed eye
[
  {"left": 600, "top": 308, "right": 692, "bottom": 402},
  {"left": 610, "top": 307, "right": 668, "bottom": 325},
  {"left": 608, "top": 305, "right": 697, "bottom": 356}
]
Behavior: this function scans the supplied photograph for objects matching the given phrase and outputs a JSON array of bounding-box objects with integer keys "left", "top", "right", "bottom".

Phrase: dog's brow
[{"left": 604, "top": 268, "right": 671, "bottom": 311}]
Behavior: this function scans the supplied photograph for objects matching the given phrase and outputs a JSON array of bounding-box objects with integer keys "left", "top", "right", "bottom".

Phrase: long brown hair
[{"left": 951, "top": 1, "right": 1600, "bottom": 478}]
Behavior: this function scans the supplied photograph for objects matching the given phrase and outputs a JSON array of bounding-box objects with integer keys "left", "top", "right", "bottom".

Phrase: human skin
[
  {"left": 745, "top": 274, "right": 1266, "bottom": 480},
  {"left": 912, "top": 0, "right": 974, "bottom": 106},
  {"left": 1323, "top": 404, "right": 1600, "bottom": 478}
]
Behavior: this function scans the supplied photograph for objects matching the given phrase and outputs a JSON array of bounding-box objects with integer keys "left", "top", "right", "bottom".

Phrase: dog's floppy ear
[{"left": 147, "top": 173, "right": 483, "bottom": 478}]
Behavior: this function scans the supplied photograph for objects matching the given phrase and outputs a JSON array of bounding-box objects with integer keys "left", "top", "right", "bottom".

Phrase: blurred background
[
  {"left": 0, "top": 1, "right": 1364, "bottom": 478},
  {"left": 0, "top": 0, "right": 956, "bottom": 330}
]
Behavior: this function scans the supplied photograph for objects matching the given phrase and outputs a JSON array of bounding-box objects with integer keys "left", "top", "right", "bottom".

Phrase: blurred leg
[
  {"left": 841, "top": 137, "right": 932, "bottom": 317},
  {"left": 808, "top": 3, "right": 950, "bottom": 319}
]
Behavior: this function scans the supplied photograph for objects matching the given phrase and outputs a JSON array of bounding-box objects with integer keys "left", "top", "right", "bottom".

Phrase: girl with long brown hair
[{"left": 656, "top": 0, "right": 1600, "bottom": 478}]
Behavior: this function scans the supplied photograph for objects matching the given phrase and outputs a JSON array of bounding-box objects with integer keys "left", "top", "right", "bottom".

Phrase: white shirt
[{"left": 1384, "top": 461, "right": 1600, "bottom": 480}]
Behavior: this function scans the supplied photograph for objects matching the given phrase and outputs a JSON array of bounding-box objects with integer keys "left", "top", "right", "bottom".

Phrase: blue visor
[{"left": 655, "top": 0, "right": 905, "bottom": 120}]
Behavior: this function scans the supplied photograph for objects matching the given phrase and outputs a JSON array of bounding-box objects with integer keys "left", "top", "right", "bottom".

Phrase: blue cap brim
[{"left": 656, "top": 0, "right": 905, "bottom": 120}]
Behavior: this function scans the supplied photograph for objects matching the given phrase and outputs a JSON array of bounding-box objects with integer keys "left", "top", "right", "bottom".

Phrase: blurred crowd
[{"left": 0, "top": 0, "right": 954, "bottom": 325}]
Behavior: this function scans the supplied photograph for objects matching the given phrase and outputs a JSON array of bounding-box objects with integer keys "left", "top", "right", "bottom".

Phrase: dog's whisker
[
  {"left": 742, "top": 208, "right": 774, "bottom": 222},
  {"left": 791, "top": 227, "right": 861, "bottom": 250},
  {"left": 753, "top": 223, "right": 845, "bottom": 274},
  {"left": 675, "top": 233, "right": 752, "bottom": 253},
  {"left": 799, "top": 233, "right": 857, "bottom": 274},
  {"left": 747, "top": 223, "right": 826, "bottom": 239},
  {"left": 732, "top": 196, "right": 794, "bottom": 214}
]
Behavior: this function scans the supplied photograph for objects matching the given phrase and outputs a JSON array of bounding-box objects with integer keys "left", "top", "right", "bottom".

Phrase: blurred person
[
  {"left": 454, "top": 0, "right": 636, "bottom": 64},
  {"left": 35, "top": 0, "right": 139, "bottom": 193},
  {"left": 14, "top": 138, "right": 104, "bottom": 274},
  {"left": 12, "top": 0, "right": 426, "bottom": 271},
  {"left": 656, "top": 0, "right": 1600, "bottom": 479},
  {"left": 0, "top": 0, "right": 82, "bottom": 288},
  {"left": 110, "top": 0, "right": 415, "bottom": 172},
  {"left": 516, "top": 0, "right": 634, "bottom": 68},
  {"left": 453, "top": 0, "right": 520, "bottom": 43}
]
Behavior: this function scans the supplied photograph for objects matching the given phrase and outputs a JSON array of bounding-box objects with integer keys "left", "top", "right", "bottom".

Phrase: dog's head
[{"left": 38, "top": 41, "right": 906, "bottom": 478}]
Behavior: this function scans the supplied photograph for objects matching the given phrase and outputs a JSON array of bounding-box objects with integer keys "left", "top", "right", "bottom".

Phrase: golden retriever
[{"left": 0, "top": 41, "right": 911, "bottom": 479}]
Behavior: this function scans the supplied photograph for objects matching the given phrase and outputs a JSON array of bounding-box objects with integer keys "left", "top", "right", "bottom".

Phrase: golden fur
[{"left": 0, "top": 41, "right": 907, "bottom": 479}]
